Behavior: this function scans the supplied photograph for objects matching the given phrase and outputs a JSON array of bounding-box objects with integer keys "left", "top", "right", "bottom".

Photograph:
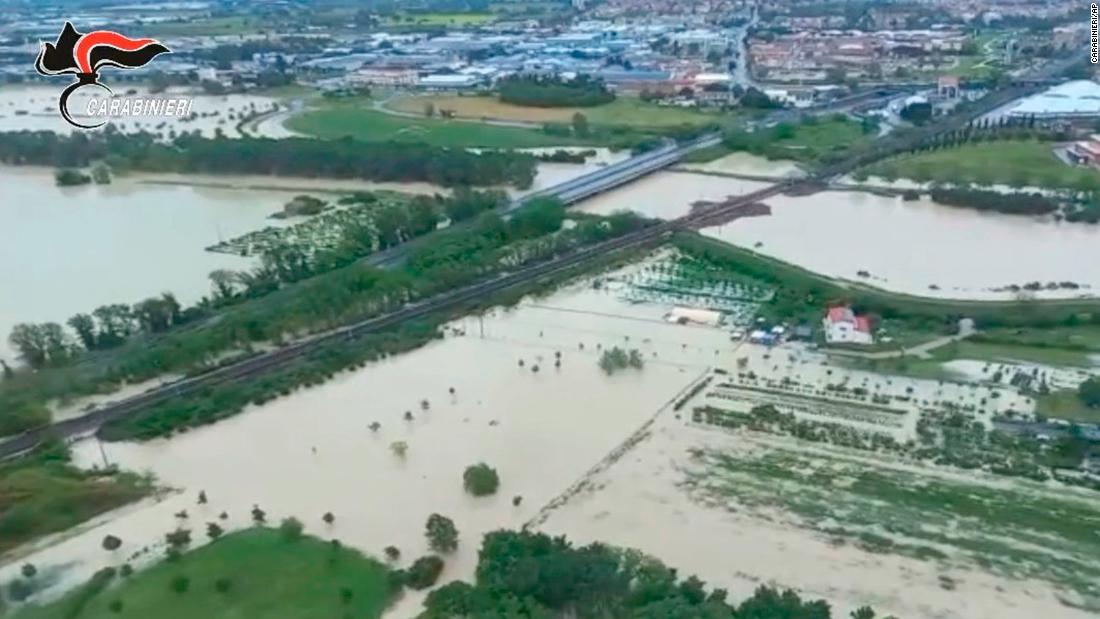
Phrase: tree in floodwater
[
  {"left": 425, "top": 513, "right": 458, "bottom": 553},
  {"left": 463, "top": 463, "right": 500, "bottom": 496},
  {"left": 598, "top": 347, "right": 644, "bottom": 375}
]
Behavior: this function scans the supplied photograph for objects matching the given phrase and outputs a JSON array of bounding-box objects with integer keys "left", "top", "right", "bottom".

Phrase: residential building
[{"left": 823, "top": 306, "right": 874, "bottom": 345}]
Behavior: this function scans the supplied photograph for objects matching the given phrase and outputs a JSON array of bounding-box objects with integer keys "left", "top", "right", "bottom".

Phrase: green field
[
  {"left": 726, "top": 116, "right": 871, "bottom": 165},
  {"left": 383, "top": 12, "right": 496, "bottom": 26},
  {"left": 386, "top": 94, "right": 729, "bottom": 129},
  {"left": 0, "top": 445, "right": 149, "bottom": 555},
  {"left": 287, "top": 104, "right": 589, "bottom": 148},
  {"left": 866, "top": 140, "right": 1100, "bottom": 191},
  {"left": 1037, "top": 389, "right": 1100, "bottom": 423},
  {"left": 13, "top": 529, "right": 397, "bottom": 619},
  {"left": 687, "top": 442, "right": 1100, "bottom": 610}
]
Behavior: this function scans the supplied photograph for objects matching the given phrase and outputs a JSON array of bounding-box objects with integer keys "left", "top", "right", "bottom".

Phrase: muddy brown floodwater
[{"left": 0, "top": 276, "right": 726, "bottom": 616}]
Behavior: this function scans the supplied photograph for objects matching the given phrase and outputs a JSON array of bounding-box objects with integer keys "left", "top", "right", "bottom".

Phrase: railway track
[{"left": 0, "top": 181, "right": 789, "bottom": 459}]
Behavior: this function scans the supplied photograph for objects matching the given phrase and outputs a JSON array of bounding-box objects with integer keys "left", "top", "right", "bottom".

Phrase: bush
[
  {"left": 405, "top": 555, "right": 445, "bottom": 590},
  {"left": 108, "top": 599, "right": 124, "bottom": 613},
  {"left": 279, "top": 517, "right": 304, "bottom": 542},
  {"left": 170, "top": 575, "right": 190, "bottom": 594},
  {"left": 119, "top": 564, "right": 133, "bottom": 578},
  {"left": 462, "top": 463, "right": 500, "bottom": 496},
  {"left": 214, "top": 577, "right": 232, "bottom": 593},
  {"left": 1078, "top": 377, "right": 1100, "bottom": 408},
  {"left": 102, "top": 534, "right": 122, "bottom": 551}
]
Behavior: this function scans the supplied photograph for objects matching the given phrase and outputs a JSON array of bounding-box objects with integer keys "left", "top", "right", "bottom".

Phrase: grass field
[
  {"left": 1036, "top": 389, "right": 1100, "bottom": 423},
  {"left": 13, "top": 529, "right": 398, "bottom": 619},
  {"left": 385, "top": 94, "right": 725, "bottom": 128},
  {"left": 0, "top": 446, "right": 149, "bottom": 556},
  {"left": 286, "top": 103, "right": 590, "bottom": 148},
  {"left": 383, "top": 12, "right": 496, "bottom": 26},
  {"left": 865, "top": 140, "right": 1100, "bottom": 191},
  {"left": 688, "top": 441, "right": 1100, "bottom": 610}
]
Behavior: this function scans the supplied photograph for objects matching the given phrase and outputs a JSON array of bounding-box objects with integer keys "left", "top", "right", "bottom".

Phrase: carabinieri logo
[{"left": 34, "top": 22, "right": 171, "bottom": 129}]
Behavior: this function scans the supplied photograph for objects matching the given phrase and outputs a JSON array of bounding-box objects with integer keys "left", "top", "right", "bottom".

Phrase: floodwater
[
  {"left": 0, "top": 276, "right": 728, "bottom": 616},
  {"left": 1, "top": 268, "right": 1070, "bottom": 619},
  {"left": 677, "top": 152, "right": 804, "bottom": 178},
  {"left": 537, "top": 417, "right": 1096, "bottom": 619},
  {"left": 0, "top": 167, "right": 286, "bottom": 362},
  {"left": 0, "top": 149, "right": 618, "bottom": 364},
  {"left": 703, "top": 190, "right": 1100, "bottom": 300},
  {"left": 574, "top": 170, "right": 771, "bottom": 220},
  {"left": 0, "top": 84, "right": 282, "bottom": 138}
]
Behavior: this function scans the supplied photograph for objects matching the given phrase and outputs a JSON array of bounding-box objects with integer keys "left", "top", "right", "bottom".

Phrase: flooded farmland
[{"left": 5, "top": 256, "right": 1093, "bottom": 619}]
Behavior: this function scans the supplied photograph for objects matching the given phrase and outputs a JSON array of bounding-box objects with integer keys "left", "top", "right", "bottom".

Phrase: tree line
[
  {"left": 4, "top": 189, "right": 512, "bottom": 371},
  {"left": 499, "top": 74, "right": 615, "bottom": 108},
  {"left": 422, "top": 529, "right": 885, "bottom": 618},
  {"left": 0, "top": 130, "right": 537, "bottom": 188},
  {"left": 928, "top": 187, "right": 1060, "bottom": 216},
  {"left": 3, "top": 199, "right": 651, "bottom": 440}
]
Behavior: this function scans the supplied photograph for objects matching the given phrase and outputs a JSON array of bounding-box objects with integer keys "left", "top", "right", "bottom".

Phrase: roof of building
[{"left": 1007, "top": 80, "right": 1100, "bottom": 117}]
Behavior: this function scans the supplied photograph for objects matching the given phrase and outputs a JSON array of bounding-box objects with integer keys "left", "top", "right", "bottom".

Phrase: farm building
[{"left": 822, "top": 306, "right": 873, "bottom": 345}]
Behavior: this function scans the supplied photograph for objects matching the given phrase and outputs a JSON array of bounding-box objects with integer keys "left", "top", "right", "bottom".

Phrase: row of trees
[
  {"left": 422, "top": 529, "right": 884, "bottom": 618},
  {"left": 928, "top": 187, "right": 1060, "bottom": 216},
  {"left": 499, "top": 74, "right": 615, "bottom": 108},
  {"left": 5, "top": 188, "right": 514, "bottom": 369},
  {"left": 9, "top": 293, "right": 184, "bottom": 369},
  {"left": 0, "top": 129, "right": 537, "bottom": 188}
]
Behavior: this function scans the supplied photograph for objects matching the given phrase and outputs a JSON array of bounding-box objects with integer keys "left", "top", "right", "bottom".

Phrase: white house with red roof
[{"left": 823, "top": 306, "right": 874, "bottom": 345}]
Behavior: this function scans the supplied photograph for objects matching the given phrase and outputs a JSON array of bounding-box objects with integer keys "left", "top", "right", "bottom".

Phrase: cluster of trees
[
  {"left": 598, "top": 347, "right": 645, "bottom": 375},
  {"left": 0, "top": 130, "right": 537, "bottom": 188},
  {"left": 422, "top": 530, "right": 881, "bottom": 618},
  {"left": 499, "top": 74, "right": 615, "bottom": 108},
  {"left": 9, "top": 293, "right": 185, "bottom": 369},
  {"left": 928, "top": 187, "right": 1060, "bottom": 216}
]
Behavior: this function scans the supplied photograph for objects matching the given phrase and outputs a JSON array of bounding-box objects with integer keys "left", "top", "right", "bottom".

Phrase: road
[{"left": 824, "top": 319, "right": 976, "bottom": 361}]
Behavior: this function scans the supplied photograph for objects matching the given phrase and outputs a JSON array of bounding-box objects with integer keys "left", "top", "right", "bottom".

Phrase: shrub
[
  {"left": 405, "top": 556, "right": 445, "bottom": 590},
  {"left": 102, "top": 535, "right": 122, "bottom": 551},
  {"left": 279, "top": 517, "right": 305, "bottom": 542},
  {"left": 462, "top": 463, "right": 500, "bottom": 496},
  {"left": 108, "top": 599, "right": 124, "bottom": 613},
  {"left": 214, "top": 577, "right": 232, "bottom": 593},
  {"left": 170, "top": 575, "right": 190, "bottom": 594}
]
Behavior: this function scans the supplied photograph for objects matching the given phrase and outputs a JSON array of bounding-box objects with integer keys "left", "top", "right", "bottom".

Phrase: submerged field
[{"left": 686, "top": 434, "right": 1100, "bottom": 613}]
